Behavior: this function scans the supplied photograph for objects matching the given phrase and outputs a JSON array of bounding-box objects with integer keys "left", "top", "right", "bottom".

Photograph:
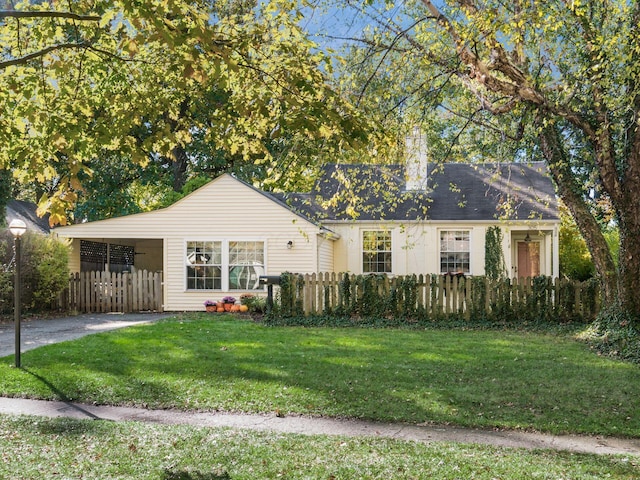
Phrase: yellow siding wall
[
  {"left": 317, "top": 236, "right": 334, "bottom": 272},
  {"left": 55, "top": 175, "right": 324, "bottom": 311},
  {"left": 68, "top": 238, "right": 81, "bottom": 272}
]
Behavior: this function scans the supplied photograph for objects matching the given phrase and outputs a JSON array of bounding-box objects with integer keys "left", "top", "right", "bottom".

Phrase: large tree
[
  {"left": 325, "top": 0, "right": 640, "bottom": 322},
  {"left": 1, "top": 0, "right": 370, "bottom": 224}
]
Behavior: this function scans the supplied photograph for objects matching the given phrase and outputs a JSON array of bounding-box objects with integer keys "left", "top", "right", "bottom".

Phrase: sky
[{"left": 298, "top": 1, "right": 415, "bottom": 52}]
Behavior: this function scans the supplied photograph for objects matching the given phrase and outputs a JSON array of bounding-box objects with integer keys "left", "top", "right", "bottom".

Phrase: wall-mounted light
[
  {"left": 287, "top": 240, "right": 293, "bottom": 249},
  {"left": 524, "top": 233, "right": 531, "bottom": 243}
]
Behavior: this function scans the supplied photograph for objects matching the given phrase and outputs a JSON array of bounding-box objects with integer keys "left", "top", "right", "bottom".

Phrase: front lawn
[{"left": 1, "top": 315, "right": 639, "bottom": 437}]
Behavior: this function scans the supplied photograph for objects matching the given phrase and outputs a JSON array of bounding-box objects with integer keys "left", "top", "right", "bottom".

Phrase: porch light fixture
[
  {"left": 287, "top": 240, "right": 294, "bottom": 249},
  {"left": 9, "top": 219, "right": 27, "bottom": 368},
  {"left": 524, "top": 233, "right": 531, "bottom": 243}
]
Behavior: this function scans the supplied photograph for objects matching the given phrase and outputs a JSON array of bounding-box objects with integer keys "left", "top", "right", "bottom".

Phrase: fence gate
[{"left": 61, "top": 270, "right": 163, "bottom": 313}]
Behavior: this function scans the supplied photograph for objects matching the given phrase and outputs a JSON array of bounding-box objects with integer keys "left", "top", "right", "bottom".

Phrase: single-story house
[{"left": 54, "top": 155, "right": 559, "bottom": 311}]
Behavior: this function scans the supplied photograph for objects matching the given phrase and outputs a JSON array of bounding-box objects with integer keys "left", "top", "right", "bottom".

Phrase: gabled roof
[
  {"left": 279, "top": 162, "right": 558, "bottom": 222},
  {"left": 54, "top": 173, "right": 336, "bottom": 238},
  {"left": 6, "top": 200, "right": 50, "bottom": 234}
]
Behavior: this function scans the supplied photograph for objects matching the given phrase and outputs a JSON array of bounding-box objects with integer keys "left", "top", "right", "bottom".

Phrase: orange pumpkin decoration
[
  {"left": 217, "top": 306, "right": 225, "bottom": 312},
  {"left": 230, "top": 304, "right": 240, "bottom": 312},
  {"left": 239, "top": 305, "right": 249, "bottom": 313}
]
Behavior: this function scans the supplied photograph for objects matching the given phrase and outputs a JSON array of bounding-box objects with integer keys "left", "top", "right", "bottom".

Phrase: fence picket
[
  {"left": 60, "top": 270, "right": 163, "bottom": 313},
  {"left": 275, "top": 273, "right": 599, "bottom": 322}
]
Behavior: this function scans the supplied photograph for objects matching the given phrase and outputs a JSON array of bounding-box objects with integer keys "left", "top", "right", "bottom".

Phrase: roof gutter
[{"left": 319, "top": 226, "right": 341, "bottom": 240}]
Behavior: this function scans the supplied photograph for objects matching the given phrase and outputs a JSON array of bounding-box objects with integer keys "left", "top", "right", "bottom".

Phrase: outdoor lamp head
[{"left": 8, "top": 219, "right": 27, "bottom": 238}]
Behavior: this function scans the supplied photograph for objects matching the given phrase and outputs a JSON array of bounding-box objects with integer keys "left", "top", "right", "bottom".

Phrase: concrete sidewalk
[{"left": 1, "top": 396, "right": 639, "bottom": 456}]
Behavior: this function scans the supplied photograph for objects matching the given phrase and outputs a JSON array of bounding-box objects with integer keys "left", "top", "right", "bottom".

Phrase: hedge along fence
[{"left": 275, "top": 272, "right": 600, "bottom": 324}]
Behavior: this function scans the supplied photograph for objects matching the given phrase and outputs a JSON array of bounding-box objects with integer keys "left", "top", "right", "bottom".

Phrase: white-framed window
[
  {"left": 186, "top": 240, "right": 264, "bottom": 290},
  {"left": 362, "top": 230, "right": 392, "bottom": 273},
  {"left": 186, "top": 241, "right": 222, "bottom": 290},
  {"left": 440, "top": 230, "right": 470, "bottom": 274},
  {"left": 229, "top": 241, "right": 265, "bottom": 290}
]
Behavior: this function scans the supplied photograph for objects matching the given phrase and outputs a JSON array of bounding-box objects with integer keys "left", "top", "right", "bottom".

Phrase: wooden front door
[{"left": 517, "top": 241, "right": 540, "bottom": 278}]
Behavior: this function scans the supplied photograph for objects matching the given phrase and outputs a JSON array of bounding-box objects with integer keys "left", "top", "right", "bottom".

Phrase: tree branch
[
  {"left": 419, "top": 0, "right": 599, "bottom": 138},
  {"left": 0, "top": 42, "right": 89, "bottom": 69},
  {"left": 0, "top": 10, "right": 100, "bottom": 21}
]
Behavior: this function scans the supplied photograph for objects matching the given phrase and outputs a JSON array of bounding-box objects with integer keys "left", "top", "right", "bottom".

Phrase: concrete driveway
[{"left": 0, "top": 312, "right": 176, "bottom": 358}]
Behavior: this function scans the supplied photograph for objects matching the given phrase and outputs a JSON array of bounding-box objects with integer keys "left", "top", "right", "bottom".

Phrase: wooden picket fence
[
  {"left": 59, "top": 270, "right": 163, "bottom": 313},
  {"left": 277, "top": 273, "right": 600, "bottom": 322}
]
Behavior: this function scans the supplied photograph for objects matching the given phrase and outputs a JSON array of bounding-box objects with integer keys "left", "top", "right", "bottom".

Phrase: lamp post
[{"left": 9, "top": 219, "right": 27, "bottom": 368}]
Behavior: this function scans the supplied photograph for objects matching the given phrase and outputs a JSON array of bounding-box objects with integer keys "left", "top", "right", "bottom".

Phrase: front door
[{"left": 517, "top": 241, "right": 540, "bottom": 278}]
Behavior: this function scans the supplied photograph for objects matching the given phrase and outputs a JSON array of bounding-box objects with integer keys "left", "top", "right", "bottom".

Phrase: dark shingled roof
[
  {"left": 278, "top": 162, "right": 558, "bottom": 222},
  {"left": 6, "top": 200, "right": 50, "bottom": 234}
]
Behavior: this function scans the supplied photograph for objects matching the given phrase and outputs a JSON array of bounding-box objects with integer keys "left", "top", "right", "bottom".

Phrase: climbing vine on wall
[{"left": 485, "top": 226, "right": 506, "bottom": 281}]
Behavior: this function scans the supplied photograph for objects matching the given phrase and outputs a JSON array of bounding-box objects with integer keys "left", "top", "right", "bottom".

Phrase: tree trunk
[
  {"left": 537, "top": 120, "right": 620, "bottom": 307},
  {"left": 618, "top": 220, "right": 640, "bottom": 320},
  {"left": 616, "top": 168, "right": 640, "bottom": 320},
  {"left": 171, "top": 145, "right": 189, "bottom": 193}
]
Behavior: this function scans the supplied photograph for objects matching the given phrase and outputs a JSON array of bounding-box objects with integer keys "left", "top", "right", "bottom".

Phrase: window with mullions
[
  {"left": 440, "top": 230, "right": 470, "bottom": 274},
  {"left": 186, "top": 241, "right": 222, "bottom": 290},
  {"left": 229, "top": 241, "right": 264, "bottom": 290},
  {"left": 362, "top": 231, "right": 392, "bottom": 273}
]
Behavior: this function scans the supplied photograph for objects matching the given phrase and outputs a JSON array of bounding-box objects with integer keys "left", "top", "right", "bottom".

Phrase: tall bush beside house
[
  {"left": 484, "top": 226, "right": 506, "bottom": 281},
  {"left": 0, "top": 230, "right": 69, "bottom": 314},
  {"left": 29, "top": 234, "right": 70, "bottom": 308}
]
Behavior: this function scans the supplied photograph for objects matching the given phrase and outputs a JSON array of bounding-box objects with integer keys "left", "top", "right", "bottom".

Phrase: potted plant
[
  {"left": 204, "top": 300, "right": 217, "bottom": 313},
  {"left": 222, "top": 295, "right": 236, "bottom": 312}
]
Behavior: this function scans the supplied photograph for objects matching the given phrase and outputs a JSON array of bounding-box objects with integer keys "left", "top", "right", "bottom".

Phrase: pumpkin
[
  {"left": 230, "top": 304, "right": 240, "bottom": 312},
  {"left": 217, "top": 306, "right": 225, "bottom": 312},
  {"left": 239, "top": 304, "right": 249, "bottom": 313}
]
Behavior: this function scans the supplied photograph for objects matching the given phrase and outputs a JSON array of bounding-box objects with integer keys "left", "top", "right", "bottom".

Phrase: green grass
[
  {"left": 1, "top": 415, "right": 638, "bottom": 479},
  {"left": 1, "top": 315, "right": 639, "bottom": 437}
]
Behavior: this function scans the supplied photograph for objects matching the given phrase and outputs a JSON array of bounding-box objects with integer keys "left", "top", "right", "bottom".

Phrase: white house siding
[
  {"left": 325, "top": 221, "right": 558, "bottom": 277},
  {"left": 317, "top": 236, "right": 334, "bottom": 272},
  {"left": 54, "top": 175, "right": 325, "bottom": 311}
]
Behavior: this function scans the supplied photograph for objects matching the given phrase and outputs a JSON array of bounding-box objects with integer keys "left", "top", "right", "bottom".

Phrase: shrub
[
  {"left": 240, "top": 293, "right": 267, "bottom": 314},
  {"left": 272, "top": 273, "right": 599, "bottom": 327},
  {"left": 585, "top": 303, "right": 640, "bottom": 363},
  {"left": 0, "top": 230, "right": 69, "bottom": 314}
]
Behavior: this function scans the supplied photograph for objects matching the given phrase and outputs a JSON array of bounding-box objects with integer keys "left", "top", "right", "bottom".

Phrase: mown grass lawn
[
  {"left": 1, "top": 415, "right": 638, "bottom": 480},
  {"left": 1, "top": 314, "right": 639, "bottom": 437}
]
